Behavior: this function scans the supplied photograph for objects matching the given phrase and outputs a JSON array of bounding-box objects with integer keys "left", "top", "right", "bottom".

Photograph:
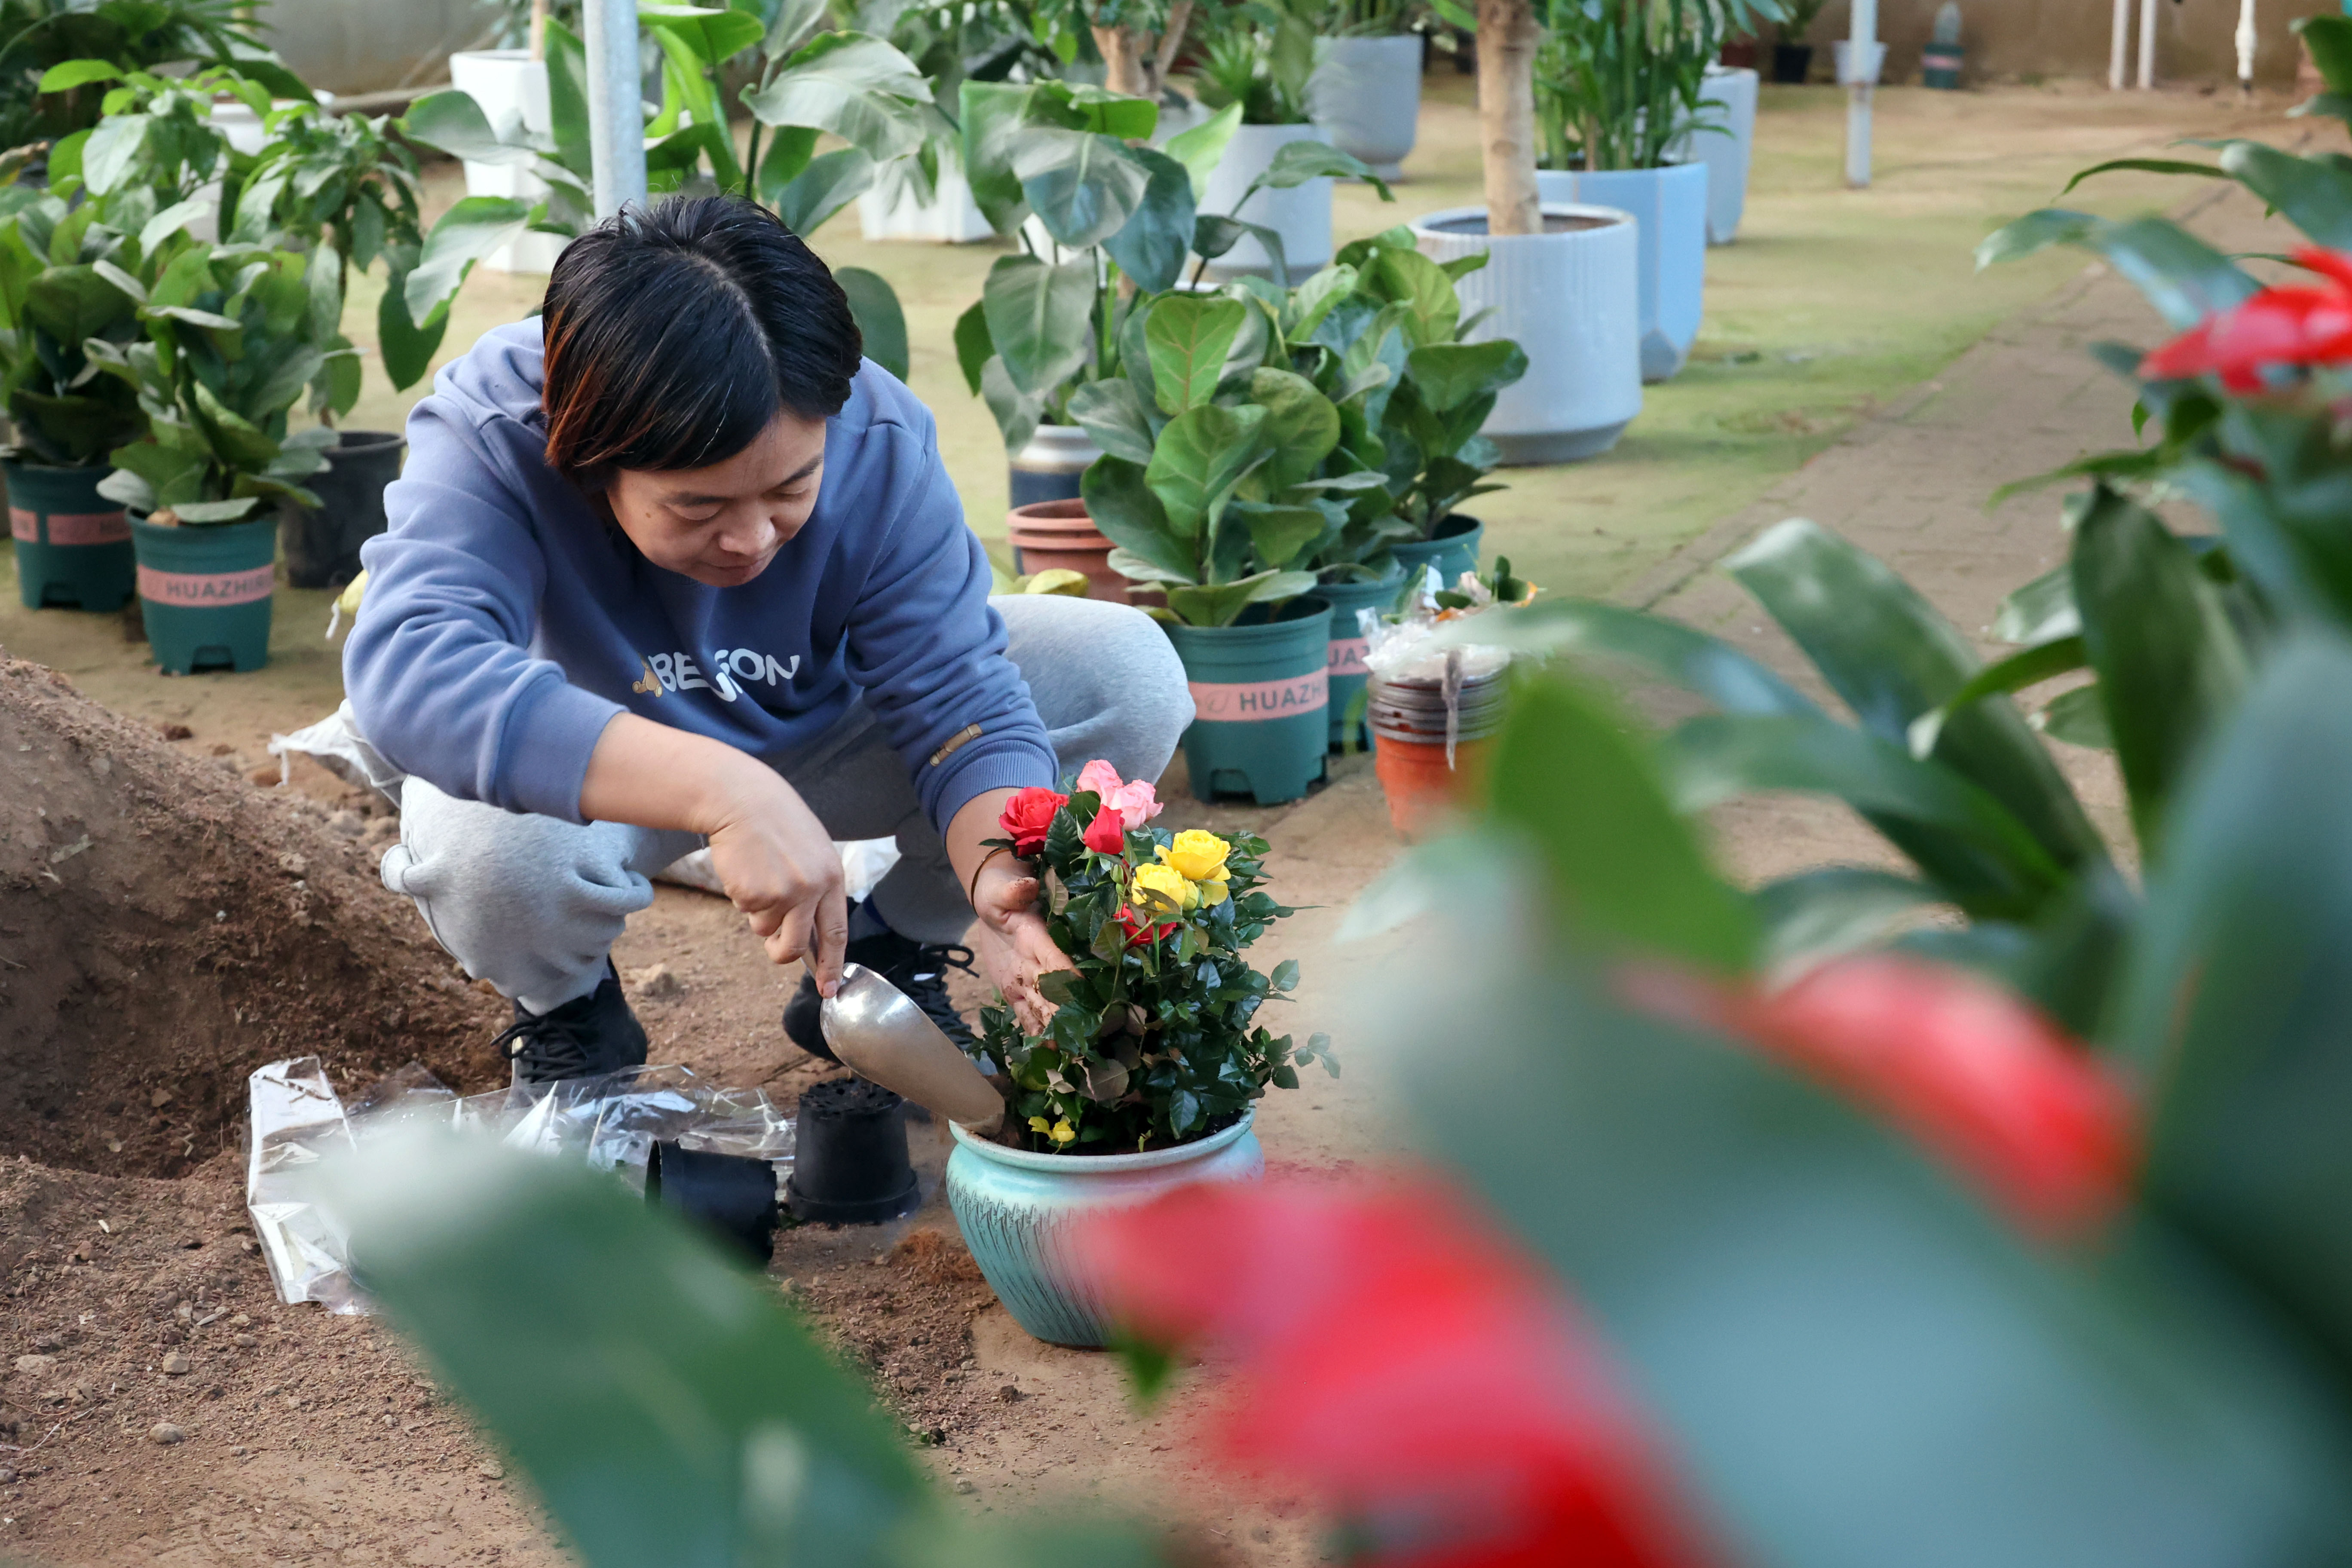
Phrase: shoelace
[
  {"left": 489, "top": 1009, "right": 600, "bottom": 1079},
  {"left": 897, "top": 943, "right": 977, "bottom": 1043}
]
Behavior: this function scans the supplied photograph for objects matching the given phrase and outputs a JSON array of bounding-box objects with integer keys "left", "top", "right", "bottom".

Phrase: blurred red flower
[
  {"left": 2140, "top": 247, "right": 2352, "bottom": 391},
  {"left": 1091, "top": 1181, "right": 1715, "bottom": 1568},
  {"left": 1114, "top": 902, "right": 1176, "bottom": 948},
  {"left": 1631, "top": 955, "right": 2138, "bottom": 1243}
]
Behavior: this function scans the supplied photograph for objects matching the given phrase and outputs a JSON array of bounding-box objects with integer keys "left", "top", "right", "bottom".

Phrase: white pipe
[
  {"left": 2138, "top": 0, "right": 2158, "bottom": 88},
  {"left": 582, "top": 0, "right": 646, "bottom": 219},
  {"left": 2110, "top": 0, "right": 2132, "bottom": 89},
  {"left": 2236, "top": 0, "right": 2257, "bottom": 93},
  {"left": 1845, "top": 0, "right": 1876, "bottom": 188}
]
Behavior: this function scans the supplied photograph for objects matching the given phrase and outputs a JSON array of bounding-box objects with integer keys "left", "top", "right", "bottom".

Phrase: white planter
[
  {"left": 1308, "top": 35, "right": 1423, "bottom": 180},
  {"left": 448, "top": 50, "right": 567, "bottom": 275},
  {"left": 1670, "top": 65, "right": 1757, "bottom": 245},
  {"left": 1536, "top": 164, "right": 1707, "bottom": 383},
  {"left": 1197, "top": 122, "right": 1333, "bottom": 282},
  {"left": 857, "top": 165, "right": 995, "bottom": 243},
  {"left": 1411, "top": 204, "right": 1642, "bottom": 466}
]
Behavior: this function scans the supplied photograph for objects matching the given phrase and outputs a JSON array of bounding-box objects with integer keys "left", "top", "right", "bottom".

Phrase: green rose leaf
[{"left": 1144, "top": 294, "right": 1247, "bottom": 417}]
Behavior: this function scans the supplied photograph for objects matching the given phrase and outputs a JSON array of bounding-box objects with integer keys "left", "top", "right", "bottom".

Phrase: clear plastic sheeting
[
  {"left": 1360, "top": 566, "right": 1517, "bottom": 686},
  {"left": 245, "top": 1059, "right": 796, "bottom": 1314}
]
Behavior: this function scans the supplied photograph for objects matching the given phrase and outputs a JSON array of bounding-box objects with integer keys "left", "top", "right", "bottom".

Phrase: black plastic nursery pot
[
  {"left": 281, "top": 429, "right": 404, "bottom": 589},
  {"left": 1772, "top": 42, "right": 1814, "bottom": 83},
  {"left": 1318, "top": 567, "right": 1406, "bottom": 752},
  {"left": 1164, "top": 595, "right": 1333, "bottom": 805},
  {"left": 1389, "top": 514, "right": 1484, "bottom": 593},
  {"left": 648, "top": 1140, "right": 781, "bottom": 1265},
  {"left": 130, "top": 512, "right": 276, "bottom": 675},
  {"left": 6, "top": 459, "right": 133, "bottom": 612},
  {"left": 785, "top": 1078, "right": 921, "bottom": 1225}
]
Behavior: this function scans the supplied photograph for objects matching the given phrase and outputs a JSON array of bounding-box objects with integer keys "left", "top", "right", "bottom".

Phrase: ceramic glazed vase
[
  {"left": 1536, "top": 163, "right": 1708, "bottom": 383},
  {"left": 1165, "top": 596, "right": 1333, "bottom": 804},
  {"left": 1008, "top": 423, "right": 1101, "bottom": 512},
  {"left": 6, "top": 459, "right": 132, "bottom": 612},
  {"left": 946, "top": 1111, "right": 1264, "bottom": 1348},
  {"left": 1199, "top": 122, "right": 1334, "bottom": 282},
  {"left": 1411, "top": 204, "right": 1642, "bottom": 464},
  {"left": 130, "top": 513, "right": 277, "bottom": 674},
  {"left": 1309, "top": 35, "right": 1424, "bottom": 180}
]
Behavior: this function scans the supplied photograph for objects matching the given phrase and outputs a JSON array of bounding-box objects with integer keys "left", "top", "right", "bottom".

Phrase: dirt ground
[{"left": 0, "top": 80, "right": 2316, "bottom": 1568}]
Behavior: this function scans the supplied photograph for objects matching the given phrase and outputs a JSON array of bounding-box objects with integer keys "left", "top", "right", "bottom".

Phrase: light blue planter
[
  {"left": 946, "top": 1111, "right": 1265, "bottom": 1348},
  {"left": 1537, "top": 163, "right": 1708, "bottom": 383}
]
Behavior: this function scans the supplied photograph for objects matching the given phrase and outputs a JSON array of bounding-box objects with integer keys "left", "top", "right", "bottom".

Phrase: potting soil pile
[{"left": 246, "top": 1057, "right": 796, "bottom": 1313}]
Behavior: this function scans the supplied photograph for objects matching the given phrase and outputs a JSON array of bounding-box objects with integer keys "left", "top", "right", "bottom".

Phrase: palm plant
[{"left": 1528, "top": 0, "right": 1777, "bottom": 172}]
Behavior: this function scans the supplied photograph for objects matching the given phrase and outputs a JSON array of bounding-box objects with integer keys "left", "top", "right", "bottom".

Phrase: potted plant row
[
  {"left": 1191, "top": 0, "right": 1338, "bottom": 281},
  {"left": 1308, "top": 0, "right": 1430, "bottom": 181},
  {"left": 949, "top": 766, "right": 1332, "bottom": 1347}
]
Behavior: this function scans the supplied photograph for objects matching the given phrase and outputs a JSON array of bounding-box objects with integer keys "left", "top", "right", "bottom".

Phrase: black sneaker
[
  {"left": 782, "top": 928, "right": 978, "bottom": 1063},
  {"left": 491, "top": 963, "right": 650, "bottom": 1084}
]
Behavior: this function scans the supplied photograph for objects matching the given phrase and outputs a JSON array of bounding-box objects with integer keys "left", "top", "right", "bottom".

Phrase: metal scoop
[{"left": 819, "top": 963, "right": 1006, "bottom": 1135}]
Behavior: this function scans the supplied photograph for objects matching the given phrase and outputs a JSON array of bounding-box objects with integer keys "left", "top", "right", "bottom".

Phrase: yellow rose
[
  {"left": 1130, "top": 861, "right": 1194, "bottom": 914},
  {"left": 1026, "top": 1115, "right": 1077, "bottom": 1145},
  {"left": 1161, "top": 830, "right": 1231, "bottom": 882}
]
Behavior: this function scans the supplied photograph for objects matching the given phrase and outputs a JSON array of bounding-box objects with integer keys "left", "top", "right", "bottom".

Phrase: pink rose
[{"left": 1075, "top": 759, "right": 1163, "bottom": 830}]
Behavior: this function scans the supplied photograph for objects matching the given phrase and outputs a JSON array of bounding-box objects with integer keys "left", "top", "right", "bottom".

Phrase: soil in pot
[
  {"left": 1005, "top": 498, "right": 1130, "bottom": 603},
  {"left": 282, "top": 431, "right": 404, "bottom": 590},
  {"left": 786, "top": 1078, "right": 921, "bottom": 1225},
  {"left": 1164, "top": 596, "right": 1334, "bottom": 806},
  {"left": 130, "top": 513, "right": 276, "bottom": 675},
  {"left": 6, "top": 459, "right": 133, "bottom": 612}
]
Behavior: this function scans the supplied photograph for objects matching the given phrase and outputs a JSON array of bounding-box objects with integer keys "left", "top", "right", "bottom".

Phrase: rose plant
[{"left": 978, "top": 760, "right": 1333, "bottom": 1152}]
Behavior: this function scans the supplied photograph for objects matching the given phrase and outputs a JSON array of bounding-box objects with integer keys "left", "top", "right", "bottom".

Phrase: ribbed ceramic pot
[
  {"left": 1199, "top": 122, "right": 1333, "bottom": 282},
  {"left": 946, "top": 1111, "right": 1264, "bottom": 1348},
  {"left": 1308, "top": 35, "right": 1423, "bottom": 179},
  {"left": 1008, "top": 423, "right": 1101, "bottom": 513},
  {"left": 1166, "top": 595, "right": 1333, "bottom": 804},
  {"left": 6, "top": 459, "right": 132, "bottom": 611},
  {"left": 1390, "top": 514, "right": 1483, "bottom": 591},
  {"left": 1006, "top": 497, "right": 1129, "bottom": 603},
  {"left": 1317, "top": 565, "right": 1406, "bottom": 750},
  {"left": 1670, "top": 66, "right": 1758, "bottom": 245},
  {"left": 1411, "top": 205, "right": 1641, "bottom": 465},
  {"left": 1537, "top": 164, "right": 1707, "bottom": 383},
  {"left": 130, "top": 512, "right": 276, "bottom": 674}
]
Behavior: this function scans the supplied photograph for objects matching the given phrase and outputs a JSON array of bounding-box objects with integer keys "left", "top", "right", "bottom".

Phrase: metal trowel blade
[{"left": 819, "top": 963, "right": 1006, "bottom": 1133}]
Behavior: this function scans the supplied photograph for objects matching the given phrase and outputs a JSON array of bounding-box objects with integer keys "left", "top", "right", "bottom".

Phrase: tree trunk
[
  {"left": 1477, "top": 0, "right": 1543, "bottom": 236},
  {"left": 1094, "top": 1, "right": 1194, "bottom": 106}
]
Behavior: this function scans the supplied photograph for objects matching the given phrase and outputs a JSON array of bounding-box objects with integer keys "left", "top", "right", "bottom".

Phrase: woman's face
[{"left": 604, "top": 410, "right": 828, "bottom": 588}]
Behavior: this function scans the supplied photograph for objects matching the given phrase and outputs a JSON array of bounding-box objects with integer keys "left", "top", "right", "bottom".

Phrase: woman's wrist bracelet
[{"left": 967, "top": 843, "right": 1017, "bottom": 911}]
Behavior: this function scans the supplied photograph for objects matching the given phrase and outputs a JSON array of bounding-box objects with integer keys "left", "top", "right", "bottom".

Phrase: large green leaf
[
  {"left": 959, "top": 80, "right": 1032, "bottom": 233},
  {"left": 979, "top": 253, "right": 1092, "bottom": 397},
  {"left": 1726, "top": 520, "right": 2107, "bottom": 875},
  {"left": 1754, "top": 866, "right": 1946, "bottom": 975},
  {"left": 2113, "top": 635, "right": 2352, "bottom": 1396},
  {"left": 771, "top": 147, "right": 875, "bottom": 236},
  {"left": 1011, "top": 128, "right": 1148, "bottom": 252},
  {"left": 742, "top": 32, "right": 928, "bottom": 164},
  {"left": 1405, "top": 340, "right": 1528, "bottom": 412},
  {"left": 1144, "top": 403, "right": 1267, "bottom": 541},
  {"left": 2217, "top": 140, "right": 2352, "bottom": 249},
  {"left": 2071, "top": 487, "right": 2249, "bottom": 851},
  {"left": 1977, "top": 211, "right": 2260, "bottom": 329},
  {"left": 1249, "top": 139, "right": 1390, "bottom": 202},
  {"left": 403, "top": 196, "right": 533, "bottom": 324},
  {"left": 1905, "top": 637, "right": 2088, "bottom": 760},
  {"left": 2298, "top": 13, "right": 2352, "bottom": 95},
  {"left": 1164, "top": 567, "right": 1315, "bottom": 627},
  {"left": 1225, "top": 500, "right": 1325, "bottom": 569},
  {"left": 1081, "top": 456, "right": 1194, "bottom": 581},
  {"left": 1066, "top": 377, "right": 1158, "bottom": 466},
  {"left": 835, "top": 266, "right": 907, "bottom": 382},
  {"left": 1434, "top": 597, "right": 1818, "bottom": 718},
  {"left": 1245, "top": 368, "right": 1338, "bottom": 492},
  {"left": 1099, "top": 147, "right": 1194, "bottom": 296},
  {"left": 1163, "top": 103, "right": 1241, "bottom": 201},
  {"left": 1143, "top": 294, "right": 1246, "bottom": 417},
  {"left": 401, "top": 90, "right": 539, "bottom": 166}
]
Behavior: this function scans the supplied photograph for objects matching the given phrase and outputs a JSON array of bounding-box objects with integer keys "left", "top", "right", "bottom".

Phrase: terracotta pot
[
  {"left": 1005, "top": 498, "right": 1131, "bottom": 604},
  {"left": 1373, "top": 732, "right": 1495, "bottom": 840}
]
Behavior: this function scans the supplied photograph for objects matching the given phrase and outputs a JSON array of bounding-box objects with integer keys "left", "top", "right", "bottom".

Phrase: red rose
[
  {"left": 1083, "top": 805, "right": 1127, "bottom": 855},
  {"left": 998, "top": 787, "right": 1067, "bottom": 857},
  {"left": 1116, "top": 903, "right": 1176, "bottom": 948}
]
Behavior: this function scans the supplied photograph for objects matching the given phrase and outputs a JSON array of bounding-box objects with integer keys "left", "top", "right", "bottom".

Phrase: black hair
[{"left": 540, "top": 194, "right": 862, "bottom": 483}]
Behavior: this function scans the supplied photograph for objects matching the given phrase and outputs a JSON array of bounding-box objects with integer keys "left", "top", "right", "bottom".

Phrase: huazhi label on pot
[
  {"left": 138, "top": 564, "right": 275, "bottom": 607},
  {"left": 1328, "top": 635, "right": 1370, "bottom": 678},
  {"left": 13, "top": 508, "right": 130, "bottom": 545},
  {"left": 1189, "top": 669, "right": 1329, "bottom": 722}
]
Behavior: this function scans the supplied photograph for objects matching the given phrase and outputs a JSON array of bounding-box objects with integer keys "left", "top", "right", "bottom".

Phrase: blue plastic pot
[
  {"left": 130, "top": 513, "right": 277, "bottom": 675},
  {"left": 946, "top": 1111, "right": 1264, "bottom": 1348},
  {"left": 1536, "top": 163, "right": 1709, "bottom": 382},
  {"left": 1390, "top": 514, "right": 1483, "bottom": 590},
  {"left": 1164, "top": 596, "right": 1333, "bottom": 805},
  {"left": 1317, "top": 567, "right": 1406, "bottom": 750},
  {"left": 6, "top": 459, "right": 132, "bottom": 611}
]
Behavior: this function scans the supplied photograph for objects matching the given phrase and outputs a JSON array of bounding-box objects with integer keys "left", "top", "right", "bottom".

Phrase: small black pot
[
  {"left": 281, "top": 429, "right": 404, "bottom": 589},
  {"left": 648, "top": 1141, "right": 781, "bottom": 1265},
  {"left": 784, "top": 1079, "right": 921, "bottom": 1225},
  {"left": 1771, "top": 42, "right": 1814, "bottom": 83}
]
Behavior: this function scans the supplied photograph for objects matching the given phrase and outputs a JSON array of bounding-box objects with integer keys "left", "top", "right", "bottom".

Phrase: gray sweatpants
[{"left": 380, "top": 595, "right": 1193, "bottom": 1013}]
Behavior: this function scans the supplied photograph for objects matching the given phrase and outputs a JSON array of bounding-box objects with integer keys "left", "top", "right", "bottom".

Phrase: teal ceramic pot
[
  {"left": 130, "top": 513, "right": 277, "bottom": 674},
  {"left": 946, "top": 1111, "right": 1264, "bottom": 1348},
  {"left": 6, "top": 459, "right": 132, "bottom": 612},
  {"left": 1317, "top": 567, "right": 1406, "bottom": 751},
  {"left": 1164, "top": 596, "right": 1333, "bottom": 805},
  {"left": 1390, "top": 514, "right": 1483, "bottom": 590}
]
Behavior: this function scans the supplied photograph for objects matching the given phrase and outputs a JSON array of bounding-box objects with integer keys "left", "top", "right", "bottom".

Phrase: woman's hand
[{"left": 970, "top": 851, "right": 1074, "bottom": 1034}]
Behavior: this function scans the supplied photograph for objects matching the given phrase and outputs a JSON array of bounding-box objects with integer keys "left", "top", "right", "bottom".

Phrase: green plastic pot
[
  {"left": 1390, "top": 513, "right": 1483, "bottom": 590},
  {"left": 1317, "top": 567, "right": 1406, "bottom": 751},
  {"left": 5, "top": 459, "right": 133, "bottom": 612},
  {"left": 130, "top": 512, "right": 277, "bottom": 675},
  {"left": 1164, "top": 595, "right": 1333, "bottom": 805}
]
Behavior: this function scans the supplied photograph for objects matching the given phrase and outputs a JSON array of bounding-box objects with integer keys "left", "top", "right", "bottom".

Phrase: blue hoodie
[{"left": 344, "top": 319, "right": 1056, "bottom": 832}]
